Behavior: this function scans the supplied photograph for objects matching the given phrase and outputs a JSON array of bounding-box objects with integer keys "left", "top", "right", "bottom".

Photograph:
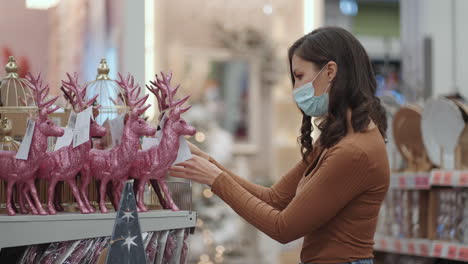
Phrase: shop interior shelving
[
  {"left": 0, "top": 210, "right": 196, "bottom": 251},
  {"left": 374, "top": 169, "right": 468, "bottom": 262}
]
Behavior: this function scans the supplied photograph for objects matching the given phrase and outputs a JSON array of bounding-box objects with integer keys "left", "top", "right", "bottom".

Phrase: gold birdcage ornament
[
  {"left": 0, "top": 116, "right": 20, "bottom": 151},
  {"left": 85, "top": 58, "right": 128, "bottom": 125},
  {"left": 0, "top": 56, "right": 38, "bottom": 211},
  {"left": 0, "top": 56, "right": 38, "bottom": 142}
]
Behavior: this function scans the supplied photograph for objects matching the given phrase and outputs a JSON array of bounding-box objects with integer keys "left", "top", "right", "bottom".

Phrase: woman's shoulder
[{"left": 330, "top": 128, "right": 387, "bottom": 161}]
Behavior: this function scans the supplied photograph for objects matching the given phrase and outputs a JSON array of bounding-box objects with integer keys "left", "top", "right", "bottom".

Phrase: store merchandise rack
[
  {"left": 375, "top": 169, "right": 468, "bottom": 262},
  {"left": 0, "top": 210, "right": 196, "bottom": 251}
]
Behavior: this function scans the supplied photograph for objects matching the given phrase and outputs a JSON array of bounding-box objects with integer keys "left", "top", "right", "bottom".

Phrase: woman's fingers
[
  {"left": 169, "top": 166, "right": 191, "bottom": 173},
  {"left": 176, "top": 159, "right": 198, "bottom": 168},
  {"left": 187, "top": 141, "right": 209, "bottom": 159}
]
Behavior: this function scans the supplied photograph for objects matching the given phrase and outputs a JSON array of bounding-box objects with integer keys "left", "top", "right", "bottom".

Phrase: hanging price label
[
  {"left": 399, "top": 176, "right": 407, "bottom": 188},
  {"left": 416, "top": 175, "right": 430, "bottom": 188},
  {"left": 15, "top": 120, "right": 35, "bottom": 160},
  {"left": 458, "top": 247, "right": 468, "bottom": 261},
  {"left": 72, "top": 107, "right": 92, "bottom": 148},
  {"left": 407, "top": 242, "right": 416, "bottom": 254},
  {"left": 379, "top": 239, "right": 387, "bottom": 251},
  {"left": 432, "top": 171, "right": 442, "bottom": 184},
  {"left": 420, "top": 243, "right": 429, "bottom": 256},
  {"left": 447, "top": 245, "right": 458, "bottom": 259},
  {"left": 433, "top": 243, "right": 443, "bottom": 257},
  {"left": 459, "top": 172, "right": 468, "bottom": 186},
  {"left": 443, "top": 171, "right": 453, "bottom": 185},
  {"left": 394, "top": 240, "right": 402, "bottom": 252}
]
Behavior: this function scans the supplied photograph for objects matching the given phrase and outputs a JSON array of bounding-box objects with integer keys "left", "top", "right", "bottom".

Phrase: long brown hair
[{"left": 288, "top": 27, "right": 387, "bottom": 162}]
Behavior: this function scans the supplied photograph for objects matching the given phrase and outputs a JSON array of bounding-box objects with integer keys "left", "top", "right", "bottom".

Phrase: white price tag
[
  {"left": 16, "top": 120, "right": 35, "bottom": 160},
  {"left": 173, "top": 136, "right": 192, "bottom": 165},
  {"left": 72, "top": 107, "right": 92, "bottom": 148},
  {"left": 54, "top": 127, "right": 74, "bottom": 151},
  {"left": 108, "top": 114, "right": 125, "bottom": 147},
  {"left": 141, "top": 132, "right": 162, "bottom": 150}
]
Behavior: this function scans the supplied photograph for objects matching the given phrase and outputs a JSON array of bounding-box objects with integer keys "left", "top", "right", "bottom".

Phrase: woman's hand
[
  {"left": 187, "top": 141, "right": 210, "bottom": 160},
  {"left": 168, "top": 155, "right": 223, "bottom": 186}
]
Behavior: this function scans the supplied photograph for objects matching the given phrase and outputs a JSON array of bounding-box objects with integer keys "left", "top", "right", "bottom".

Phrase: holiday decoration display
[
  {"left": 0, "top": 73, "right": 64, "bottom": 216},
  {"left": 86, "top": 59, "right": 127, "bottom": 125},
  {"left": 130, "top": 72, "right": 196, "bottom": 212},
  {"left": 80, "top": 73, "right": 156, "bottom": 213},
  {"left": 34, "top": 73, "right": 106, "bottom": 214},
  {"left": 86, "top": 59, "right": 127, "bottom": 149}
]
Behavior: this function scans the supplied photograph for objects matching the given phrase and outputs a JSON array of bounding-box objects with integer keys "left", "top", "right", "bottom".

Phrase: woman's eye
[{"left": 295, "top": 74, "right": 303, "bottom": 80}]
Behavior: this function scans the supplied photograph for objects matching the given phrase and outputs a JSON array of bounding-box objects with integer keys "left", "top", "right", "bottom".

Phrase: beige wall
[{"left": 0, "top": 0, "right": 50, "bottom": 80}]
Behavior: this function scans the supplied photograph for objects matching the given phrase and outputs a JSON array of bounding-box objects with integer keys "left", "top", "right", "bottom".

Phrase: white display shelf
[
  {"left": 374, "top": 235, "right": 432, "bottom": 257},
  {"left": 389, "top": 170, "right": 468, "bottom": 189},
  {"left": 430, "top": 170, "right": 468, "bottom": 187},
  {"left": 0, "top": 210, "right": 196, "bottom": 250},
  {"left": 374, "top": 235, "right": 468, "bottom": 261},
  {"left": 389, "top": 172, "right": 431, "bottom": 190}
]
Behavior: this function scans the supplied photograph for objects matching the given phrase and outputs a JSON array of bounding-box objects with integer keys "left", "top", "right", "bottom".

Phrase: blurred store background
[{"left": 1, "top": 0, "right": 468, "bottom": 263}]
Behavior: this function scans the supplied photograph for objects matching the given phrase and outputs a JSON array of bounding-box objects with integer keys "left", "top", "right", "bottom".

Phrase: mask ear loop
[{"left": 311, "top": 64, "right": 330, "bottom": 96}]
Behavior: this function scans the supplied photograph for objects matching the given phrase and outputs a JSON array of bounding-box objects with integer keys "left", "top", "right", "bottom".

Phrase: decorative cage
[
  {"left": 0, "top": 117, "right": 20, "bottom": 151},
  {"left": 0, "top": 56, "right": 37, "bottom": 211},
  {"left": 85, "top": 58, "right": 128, "bottom": 125},
  {"left": 0, "top": 56, "right": 38, "bottom": 140}
]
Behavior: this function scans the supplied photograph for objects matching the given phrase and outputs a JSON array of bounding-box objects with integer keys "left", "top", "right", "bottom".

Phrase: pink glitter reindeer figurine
[
  {"left": 34, "top": 73, "right": 107, "bottom": 214},
  {"left": 0, "top": 73, "right": 64, "bottom": 216},
  {"left": 130, "top": 72, "right": 196, "bottom": 212},
  {"left": 80, "top": 73, "right": 156, "bottom": 213}
]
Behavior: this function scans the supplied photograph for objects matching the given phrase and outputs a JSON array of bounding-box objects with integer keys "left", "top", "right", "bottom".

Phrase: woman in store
[{"left": 169, "top": 26, "right": 390, "bottom": 264}]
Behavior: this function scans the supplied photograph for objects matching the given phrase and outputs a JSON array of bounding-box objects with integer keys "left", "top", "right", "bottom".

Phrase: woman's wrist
[{"left": 209, "top": 169, "right": 224, "bottom": 186}]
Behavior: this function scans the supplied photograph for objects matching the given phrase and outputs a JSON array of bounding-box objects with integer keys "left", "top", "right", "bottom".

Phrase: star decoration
[
  {"left": 121, "top": 209, "right": 135, "bottom": 222},
  {"left": 122, "top": 235, "right": 138, "bottom": 252}
]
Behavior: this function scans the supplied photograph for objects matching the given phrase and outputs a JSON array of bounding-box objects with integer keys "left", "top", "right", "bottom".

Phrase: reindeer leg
[
  {"left": 17, "top": 183, "right": 29, "bottom": 214},
  {"left": 6, "top": 180, "right": 17, "bottom": 216},
  {"left": 25, "top": 178, "right": 47, "bottom": 215},
  {"left": 137, "top": 180, "right": 148, "bottom": 212},
  {"left": 21, "top": 183, "right": 38, "bottom": 215},
  {"left": 67, "top": 178, "right": 90, "bottom": 214},
  {"left": 99, "top": 177, "right": 110, "bottom": 213},
  {"left": 80, "top": 167, "right": 95, "bottom": 212},
  {"left": 53, "top": 181, "right": 64, "bottom": 212},
  {"left": 150, "top": 179, "right": 169, "bottom": 209},
  {"left": 132, "top": 178, "right": 141, "bottom": 211},
  {"left": 157, "top": 179, "right": 179, "bottom": 211},
  {"left": 111, "top": 181, "right": 123, "bottom": 210},
  {"left": 106, "top": 181, "right": 118, "bottom": 211},
  {"left": 95, "top": 180, "right": 101, "bottom": 209},
  {"left": 46, "top": 179, "right": 59, "bottom": 215}
]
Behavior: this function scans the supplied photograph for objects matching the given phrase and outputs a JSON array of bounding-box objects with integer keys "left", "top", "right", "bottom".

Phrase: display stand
[{"left": 0, "top": 210, "right": 196, "bottom": 252}]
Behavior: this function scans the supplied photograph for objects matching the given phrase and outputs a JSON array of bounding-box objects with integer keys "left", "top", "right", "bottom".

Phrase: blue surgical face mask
[{"left": 292, "top": 66, "right": 330, "bottom": 117}]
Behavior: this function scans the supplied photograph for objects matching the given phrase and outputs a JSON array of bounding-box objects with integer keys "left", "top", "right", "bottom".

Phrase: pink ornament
[
  {"left": 81, "top": 73, "right": 156, "bottom": 213},
  {"left": 0, "top": 73, "right": 64, "bottom": 216},
  {"left": 33, "top": 73, "right": 107, "bottom": 215},
  {"left": 130, "top": 72, "right": 196, "bottom": 212}
]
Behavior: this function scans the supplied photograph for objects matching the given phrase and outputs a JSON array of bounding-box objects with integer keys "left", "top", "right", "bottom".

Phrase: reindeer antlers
[
  {"left": 25, "top": 73, "right": 60, "bottom": 117},
  {"left": 61, "top": 73, "right": 98, "bottom": 112},
  {"left": 146, "top": 71, "right": 190, "bottom": 114},
  {"left": 117, "top": 73, "right": 150, "bottom": 116}
]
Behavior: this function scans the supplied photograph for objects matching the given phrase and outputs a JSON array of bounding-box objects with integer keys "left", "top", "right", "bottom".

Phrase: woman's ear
[{"left": 326, "top": 61, "right": 338, "bottom": 82}]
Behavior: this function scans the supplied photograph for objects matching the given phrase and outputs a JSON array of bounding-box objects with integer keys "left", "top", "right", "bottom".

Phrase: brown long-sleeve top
[{"left": 209, "top": 127, "right": 390, "bottom": 263}]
